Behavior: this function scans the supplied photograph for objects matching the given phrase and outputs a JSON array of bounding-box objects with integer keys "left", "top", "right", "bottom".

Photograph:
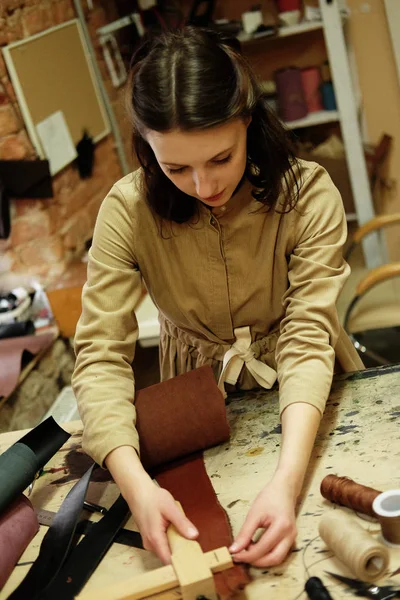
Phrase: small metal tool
[{"left": 326, "top": 571, "right": 400, "bottom": 599}]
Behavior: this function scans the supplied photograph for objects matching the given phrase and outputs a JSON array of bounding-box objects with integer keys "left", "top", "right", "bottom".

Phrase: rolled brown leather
[
  {"left": 0, "top": 494, "right": 39, "bottom": 589},
  {"left": 135, "top": 365, "right": 230, "bottom": 470}
]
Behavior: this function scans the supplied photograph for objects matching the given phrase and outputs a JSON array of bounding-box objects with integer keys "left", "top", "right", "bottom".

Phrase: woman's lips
[{"left": 201, "top": 189, "right": 225, "bottom": 203}]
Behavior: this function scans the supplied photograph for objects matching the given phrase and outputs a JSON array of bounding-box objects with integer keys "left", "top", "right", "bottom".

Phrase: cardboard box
[{"left": 298, "top": 146, "right": 356, "bottom": 215}]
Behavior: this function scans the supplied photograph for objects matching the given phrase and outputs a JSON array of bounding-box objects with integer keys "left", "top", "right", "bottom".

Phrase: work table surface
[{"left": 1, "top": 363, "right": 400, "bottom": 599}]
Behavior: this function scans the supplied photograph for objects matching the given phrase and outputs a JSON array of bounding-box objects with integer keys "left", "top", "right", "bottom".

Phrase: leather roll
[
  {"left": 0, "top": 417, "right": 71, "bottom": 515},
  {"left": 0, "top": 495, "right": 39, "bottom": 589},
  {"left": 136, "top": 365, "right": 230, "bottom": 470}
]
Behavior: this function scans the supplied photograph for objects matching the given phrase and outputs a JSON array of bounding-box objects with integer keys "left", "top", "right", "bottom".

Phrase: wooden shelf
[
  {"left": 237, "top": 20, "right": 323, "bottom": 44},
  {"left": 284, "top": 110, "right": 340, "bottom": 130}
]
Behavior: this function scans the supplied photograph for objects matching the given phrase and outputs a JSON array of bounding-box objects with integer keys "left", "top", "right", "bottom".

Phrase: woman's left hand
[{"left": 228, "top": 473, "right": 298, "bottom": 567}]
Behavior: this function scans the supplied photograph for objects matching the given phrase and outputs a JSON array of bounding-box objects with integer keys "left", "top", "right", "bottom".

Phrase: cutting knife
[{"left": 36, "top": 508, "right": 144, "bottom": 549}]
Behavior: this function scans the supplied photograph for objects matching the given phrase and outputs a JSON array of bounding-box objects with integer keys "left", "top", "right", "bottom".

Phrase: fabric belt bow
[{"left": 218, "top": 326, "right": 277, "bottom": 396}]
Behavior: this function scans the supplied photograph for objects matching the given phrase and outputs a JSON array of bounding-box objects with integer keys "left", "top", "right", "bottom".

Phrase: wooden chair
[
  {"left": 46, "top": 261, "right": 147, "bottom": 340},
  {"left": 46, "top": 286, "right": 83, "bottom": 339},
  {"left": 344, "top": 214, "right": 400, "bottom": 367}
]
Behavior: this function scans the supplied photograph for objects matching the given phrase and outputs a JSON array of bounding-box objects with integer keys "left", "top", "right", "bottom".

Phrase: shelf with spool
[
  {"left": 240, "top": 1, "right": 383, "bottom": 267},
  {"left": 237, "top": 20, "right": 324, "bottom": 44},
  {"left": 284, "top": 109, "right": 339, "bottom": 130}
]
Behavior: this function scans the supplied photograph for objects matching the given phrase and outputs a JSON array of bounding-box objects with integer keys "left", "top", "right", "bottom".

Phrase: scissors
[{"left": 326, "top": 572, "right": 400, "bottom": 600}]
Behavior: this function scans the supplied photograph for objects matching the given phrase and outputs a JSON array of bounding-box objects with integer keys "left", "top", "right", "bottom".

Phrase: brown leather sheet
[
  {"left": 0, "top": 494, "right": 39, "bottom": 589},
  {"left": 134, "top": 366, "right": 250, "bottom": 596},
  {"left": 155, "top": 454, "right": 251, "bottom": 598},
  {"left": 0, "top": 333, "right": 54, "bottom": 398}
]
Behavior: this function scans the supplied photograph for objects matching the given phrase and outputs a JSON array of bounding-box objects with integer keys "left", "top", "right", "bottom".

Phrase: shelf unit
[
  {"left": 284, "top": 109, "right": 339, "bottom": 130},
  {"left": 237, "top": 20, "right": 323, "bottom": 43},
  {"left": 240, "top": 1, "right": 382, "bottom": 268}
]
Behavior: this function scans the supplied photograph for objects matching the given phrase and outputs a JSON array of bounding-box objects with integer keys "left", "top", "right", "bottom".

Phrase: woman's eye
[
  {"left": 213, "top": 154, "right": 232, "bottom": 165},
  {"left": 166, "top": 155, "right": 231, "bottom": 175},
  {"left": 167, "top": 166, "right": 186, "bottom": 174}
]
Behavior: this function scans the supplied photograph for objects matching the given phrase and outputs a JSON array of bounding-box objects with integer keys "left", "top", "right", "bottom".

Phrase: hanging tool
[{"left": 327, "top": 571, "right": 400, "bottom": 599}]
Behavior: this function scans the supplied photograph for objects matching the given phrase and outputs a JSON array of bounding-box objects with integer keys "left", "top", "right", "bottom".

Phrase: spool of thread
[
  {"left": 373, "top": 490, "right": 400, "bottom": 547},
  {"left": 321, "top": 81, "right": 337, "bottom": 111},
  {"left": 305, "top": 577, "right": 333, "bottom": 600},
  {"left": 275, "top": 67, "right": 308, "bottom": 122},
  {"left": 320, "top": 474, "right": 381, "bottom": 518},
  {"left": 319, "top": 511, "right": 389, "bottom": 582},
  {"left": 321, "top": 61, "right": 332, "bottom": 83},
  {"left": 278, "top": 0, "right": 301, "bottom": 11},
  {"left": 301, "top": 67, "right": 323, "bottom": 112}
]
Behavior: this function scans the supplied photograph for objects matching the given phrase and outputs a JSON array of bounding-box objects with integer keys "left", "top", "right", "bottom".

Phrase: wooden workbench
[{"left": 1, "top": 364, "right": 400, "bottom": 599}]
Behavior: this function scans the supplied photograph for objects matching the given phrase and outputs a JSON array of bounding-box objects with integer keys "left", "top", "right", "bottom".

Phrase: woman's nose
[{"left": 193, "top": 171, "right": 216, "bottom": 199}]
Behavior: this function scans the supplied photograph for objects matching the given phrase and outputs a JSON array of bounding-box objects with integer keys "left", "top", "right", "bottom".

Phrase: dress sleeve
[
  {"left": 72, "top": 184, "right": 143, "bottom": 466},
  {"left": 276, "top": 164, "right": 350, "bottom": 416}
]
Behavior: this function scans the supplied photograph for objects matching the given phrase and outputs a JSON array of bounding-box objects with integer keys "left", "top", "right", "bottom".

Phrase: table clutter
[{"left": 0, "top": 364, "right": 399, "bottom": 599}]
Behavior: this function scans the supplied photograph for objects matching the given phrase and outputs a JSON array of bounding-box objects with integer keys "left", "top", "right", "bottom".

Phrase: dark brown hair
[{"left": 128, "top": 27, "right": 300, "bottom": 223}]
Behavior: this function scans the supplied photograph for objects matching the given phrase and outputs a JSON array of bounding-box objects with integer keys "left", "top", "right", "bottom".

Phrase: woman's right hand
[
  {"left": 105, "top": 445, "right": 198, "bottom": 564},
  {"left": 126, "top": 478, "right": 199, "bottom": 564}
]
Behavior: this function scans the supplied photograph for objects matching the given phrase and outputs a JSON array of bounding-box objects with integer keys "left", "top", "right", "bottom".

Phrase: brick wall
[{"left": 0, "top": 0, "right": 130, "bottom": 285}]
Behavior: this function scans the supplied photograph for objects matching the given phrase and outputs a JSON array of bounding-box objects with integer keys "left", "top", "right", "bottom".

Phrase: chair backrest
[{"left": 46, "top": 287, "right": 83, "bottom": 338}]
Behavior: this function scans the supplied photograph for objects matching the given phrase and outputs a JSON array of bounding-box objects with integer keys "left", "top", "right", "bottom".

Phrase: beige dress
[{"left": 72, "top": 160, "right": 363, "bottom": 467}]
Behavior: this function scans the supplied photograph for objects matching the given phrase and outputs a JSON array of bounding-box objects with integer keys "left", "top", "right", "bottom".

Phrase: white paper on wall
[{"left": 36, "top": 110, "right": 78, "bottom": 175}]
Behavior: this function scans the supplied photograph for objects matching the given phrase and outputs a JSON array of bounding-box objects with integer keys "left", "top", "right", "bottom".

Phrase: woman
[{"left": 72, "top": 27, "right": 363, "bottom": 568}]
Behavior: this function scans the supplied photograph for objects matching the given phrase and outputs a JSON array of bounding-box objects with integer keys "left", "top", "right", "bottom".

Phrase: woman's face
[{"left": 145, "top": 118, "right": 249, "bottom": 209}]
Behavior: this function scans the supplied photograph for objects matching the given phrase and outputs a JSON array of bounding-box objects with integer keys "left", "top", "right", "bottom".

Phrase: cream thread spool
[
  {"left": 373, "top": 490, "right": 400, "bottom": 547},
  {"left": 319, "top": 511, "right": 389, "bottom": 582}
]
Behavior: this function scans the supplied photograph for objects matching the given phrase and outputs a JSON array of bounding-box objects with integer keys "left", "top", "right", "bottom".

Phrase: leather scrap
[{"left": 0, "top": 332, "right": 55, "bottom": 398}]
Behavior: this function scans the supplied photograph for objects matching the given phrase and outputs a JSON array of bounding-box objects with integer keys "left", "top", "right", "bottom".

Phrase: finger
[
  {"left": 232, "top": 519, "right": 293, "bottom": 563},
  {"left": 164, "top": 502, "right": 199, "bottom": 540},
  {"left": 149, "top": 532, "right": 172, "bottom": 565},
  {"left": 251, "top": 537, "right": 294, "bottom": 568},
  {"left": 232, "top": 524, "right": 280, "bottom": 562},
  {"left": 229, "top": 513, "right": 264, "bottom": 554}
]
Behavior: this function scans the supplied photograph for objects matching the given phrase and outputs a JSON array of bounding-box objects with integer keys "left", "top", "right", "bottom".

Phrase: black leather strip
[
  {"left": 42, "top": 495, "right": 130, "bottom": 599},
  {"left": 7, "top": 463, "right": 132, "bottom": 600},
  {"left": 76, "top": 518, "right": 143, "bottom": 549},
  {"left": 8, "top": 464, "right": 95, "bottom": 600}
]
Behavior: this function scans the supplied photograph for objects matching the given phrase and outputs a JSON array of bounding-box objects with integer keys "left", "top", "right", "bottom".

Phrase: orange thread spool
[{"left": 320, "top": 475, "right": 382, "bottom": 517}]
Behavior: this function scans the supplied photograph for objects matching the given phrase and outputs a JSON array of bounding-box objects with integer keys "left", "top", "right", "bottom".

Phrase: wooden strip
[
  {"left": 77, "top": 547, "right": 232, "bottom": 600},
  {"left": 167, "top": 503, "right": 216, "bottom": 600}
]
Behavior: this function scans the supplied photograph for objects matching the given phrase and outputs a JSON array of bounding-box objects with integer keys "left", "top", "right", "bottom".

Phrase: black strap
[
  {"left": 75, "top": 517, "right": 142, "bottom": 549},
  {"left": 8, "top": 463, "right": 131, "bottom": 600},
  {"left": 8, "top": 464, "right": 95, "bottom": 599},
  {"left": 42, "top": 495, "right": 130, "bottom": 600}
]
